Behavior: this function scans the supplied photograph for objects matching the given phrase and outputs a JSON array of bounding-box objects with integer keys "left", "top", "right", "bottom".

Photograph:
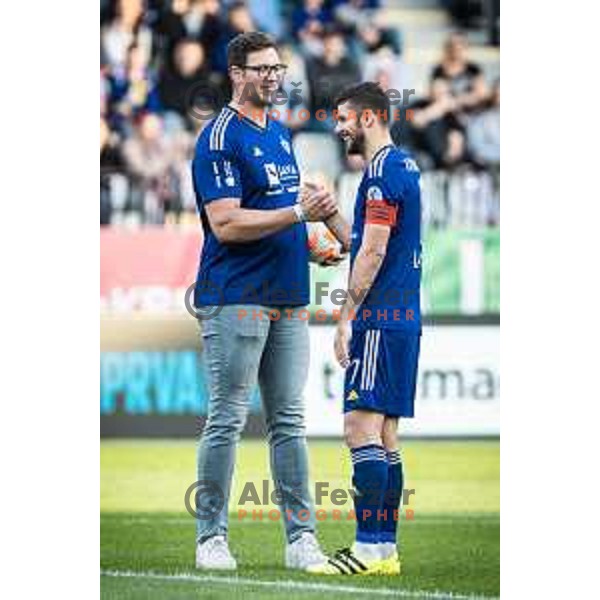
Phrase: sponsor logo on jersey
[
  {"left": 253, "top": 146, "right": 263, "bottom": 157},
  {"left": 264, "top": 163, "right": 281, "bottom": 187},
  {"left": 347, "top": 389, "right": 359, "bottom": 401},
  {"left": 279, "top": 164, "right": 298, "bottom": 179},
  {"left": 366, "top": 185, "right": 384, "bottom": 201}
]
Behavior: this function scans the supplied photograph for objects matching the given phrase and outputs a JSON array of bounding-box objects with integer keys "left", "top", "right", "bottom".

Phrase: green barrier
[{"left": 309, "top": 228, "right": 499, "bottom": 316}]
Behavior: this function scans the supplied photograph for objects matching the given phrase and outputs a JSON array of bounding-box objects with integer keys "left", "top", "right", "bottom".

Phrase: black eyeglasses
[{"left": 241, "top": 64, "right": 288, "bottom": 77}]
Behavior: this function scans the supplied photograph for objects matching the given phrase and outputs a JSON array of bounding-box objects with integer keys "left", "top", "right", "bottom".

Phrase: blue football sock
[
  {"left": 350, "top": 444, "right": 388, "bottom": 544},
  {"left": 380, "top": 449, "right": 403, "bottom": 545}
]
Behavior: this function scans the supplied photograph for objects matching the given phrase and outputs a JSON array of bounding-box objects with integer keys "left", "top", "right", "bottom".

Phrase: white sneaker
[
  {"left": 285, "top": 532, "right": 327, "bottom": 570},
  {"left": 195, "top": 535, "right": 237, "bottom": 570}
]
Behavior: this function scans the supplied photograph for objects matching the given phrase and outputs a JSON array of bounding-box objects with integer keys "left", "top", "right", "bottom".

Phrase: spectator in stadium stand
[
  {"left": 100, "top": 117, "right": 125, "bottom": 225},
  {"left": 246, "top": 0, "right": 284, "bottom": 38},
  {"left": 292, "top": 0, "right": 333, "bottom": 57},
  {"left": 444, "top": 0, "right": 483, "bottom": 30},
  {"left": 101, "top": 117, "right": 125, "bottom": 171},
  {"left": 306, "top": 26, "right": 361, "bottom": 129},
  {"left": 108, "top": 43, "right": 162, "bottom": 135},
  {"left": 357, "top": 21, "right": 402, "bottom": 57},
  {"left": 100, "top": 69, "right": 110, "bottom": 118},
  {"left": 156, "top": 0, "right": 223, "bottom": 70},
  {"left": 276, "top": 43, "right": 312, "bottom": 132},
  {"left": 430, "top": 32, "right": 488, "bottom": 112},
  {"left": 331, "top": 1, "right": 402, "bottom": 58},
  {"left": 206, "top": 1, "right": 260, "bottom": 75},
  {"left": 362, "top": 45, "right": 407, "bottom": 96},
  {"left": 158, "top": 39, "right": 211, "bottom": 130},
  {"left": 466, "top": 79, "right": 500, "bottom": 168},
  {"left": 122, "top": 113, "right": 177, "bottom": 221},
  {"left": 362, "top": 45, "right": 409, "bottom": 155},
  {"left": 332, "top": 0, "right": 381, "bottom": 24},
  {"left": 403, "top": 78, "right": 471, "bottom": 170},
  {"left": 167, "top": 129, "right": 199, "bottom": 216},
  {"left": 101, "top": 0, "right": 153, "bottom": 71}
]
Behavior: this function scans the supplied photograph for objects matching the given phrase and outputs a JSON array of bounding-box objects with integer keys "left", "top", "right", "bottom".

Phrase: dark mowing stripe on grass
[{"left": 101, "top": 513, "right": 500, "bottom": 525}]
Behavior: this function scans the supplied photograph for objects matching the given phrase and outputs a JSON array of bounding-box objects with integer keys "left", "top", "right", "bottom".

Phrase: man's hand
[
  {"left": 319, "top": 253, "right": 347, "bottom": 267},
  {"left": 334, "top": 321, "right": 352, "bottom": 368},
  {"left": 300, "top": 183, "right": 337, "bottom": 222}
]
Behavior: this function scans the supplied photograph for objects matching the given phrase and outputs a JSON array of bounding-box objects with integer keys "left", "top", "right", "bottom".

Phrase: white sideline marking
[{"left": 100, "top": 569, "right": 498, "bottom": 600}]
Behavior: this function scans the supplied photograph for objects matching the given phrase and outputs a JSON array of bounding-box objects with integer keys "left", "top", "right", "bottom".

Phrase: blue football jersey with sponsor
[
  {"left": 192, "top": 106, "right": 309, "bottom": 306},
  {"left": 350, "top": 144, "right": 422, "bottom": 333}
]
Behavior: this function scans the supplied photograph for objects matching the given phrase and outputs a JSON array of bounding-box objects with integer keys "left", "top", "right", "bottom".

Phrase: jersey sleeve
[
  {"left": 363, "top": 155, "right": 406, "bottom": 227},
  {"left": 192, "top": 130, "right": 242, "bottom": 205}
]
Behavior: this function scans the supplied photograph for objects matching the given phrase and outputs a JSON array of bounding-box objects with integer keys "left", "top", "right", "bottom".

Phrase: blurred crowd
[
  {"left": 100, "top": 0, "right": 500, "bottom": 225},
  {"left": 393, "top": 32, "right": 499, "bottom": 172}
]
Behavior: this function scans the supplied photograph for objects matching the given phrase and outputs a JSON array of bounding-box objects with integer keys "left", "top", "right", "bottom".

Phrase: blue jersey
[
  {"left": 192, "top": 106, "right": 309, "bottom": 307},
  {"left": 350, "top": 144, "right": 422, "bottom": 334}
]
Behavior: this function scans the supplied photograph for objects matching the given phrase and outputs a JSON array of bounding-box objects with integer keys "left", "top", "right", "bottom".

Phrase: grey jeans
[{"left": 196, "top": 305, "right": 315, "bottom": 543}]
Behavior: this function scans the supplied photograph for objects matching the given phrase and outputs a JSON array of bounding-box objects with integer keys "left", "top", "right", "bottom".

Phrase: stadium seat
[
  {"left": 447, "top": 170, "right": 497, "bottom": 228},
  {"left": 108, "top": 173, "right": 129, "bottom": 212},
  {"left": 421, "top": 171, "right": 450, "bottom": 228}
]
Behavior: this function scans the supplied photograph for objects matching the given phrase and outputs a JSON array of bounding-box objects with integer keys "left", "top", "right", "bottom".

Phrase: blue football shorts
[{"left": 343, "top": 328, "right": 420, "bottom": 418}]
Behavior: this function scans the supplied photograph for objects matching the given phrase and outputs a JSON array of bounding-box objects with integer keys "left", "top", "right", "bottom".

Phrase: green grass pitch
[{"left": 101, "top": 439, "right": 499, "bottom": 599}]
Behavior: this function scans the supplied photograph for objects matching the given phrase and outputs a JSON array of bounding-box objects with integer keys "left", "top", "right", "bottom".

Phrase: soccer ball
[{"left": 307, "top": 223, "right": 343, "bottom": 265}]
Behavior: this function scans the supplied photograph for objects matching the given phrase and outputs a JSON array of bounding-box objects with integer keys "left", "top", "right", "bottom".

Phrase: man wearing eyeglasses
[{"left": 192, "top": 32, "right": 345, "bottom": 572}]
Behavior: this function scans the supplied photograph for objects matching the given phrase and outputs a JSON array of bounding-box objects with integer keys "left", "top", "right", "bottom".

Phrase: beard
[
  {"left": 239, "top": 82, "right": 273, "bottom": 108},
  {"left": 256, "top": 87, "right": 274, "bottom": 108},
  {"left": 346, "top": 130, "right": 366, "bottom": 156}
]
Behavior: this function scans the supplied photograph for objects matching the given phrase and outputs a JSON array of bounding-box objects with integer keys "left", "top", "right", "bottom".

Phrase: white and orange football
[{"left": 306, "top": 223, "right": 344, "bottom": 265}]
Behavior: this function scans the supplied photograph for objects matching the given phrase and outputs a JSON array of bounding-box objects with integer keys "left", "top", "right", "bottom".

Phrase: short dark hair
[
  {"left": 334, "top": 82, "right": 390, "bottom": 123},
  {"left": 227, "top": 31, "right": 277, "bottom": 69}
]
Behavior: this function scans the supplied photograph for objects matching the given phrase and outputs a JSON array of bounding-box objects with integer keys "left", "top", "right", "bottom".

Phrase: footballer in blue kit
[
  {"left": 343, "top": 141, "right": 422, "bottom": 418},
  {"left": 309, "top": 82, "right": 421, "bottom": 577}
]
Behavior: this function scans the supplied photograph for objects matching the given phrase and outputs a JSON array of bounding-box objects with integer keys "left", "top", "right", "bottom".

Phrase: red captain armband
[{"left": 365, "top": 199, "right": 399, "bottom": 226}]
